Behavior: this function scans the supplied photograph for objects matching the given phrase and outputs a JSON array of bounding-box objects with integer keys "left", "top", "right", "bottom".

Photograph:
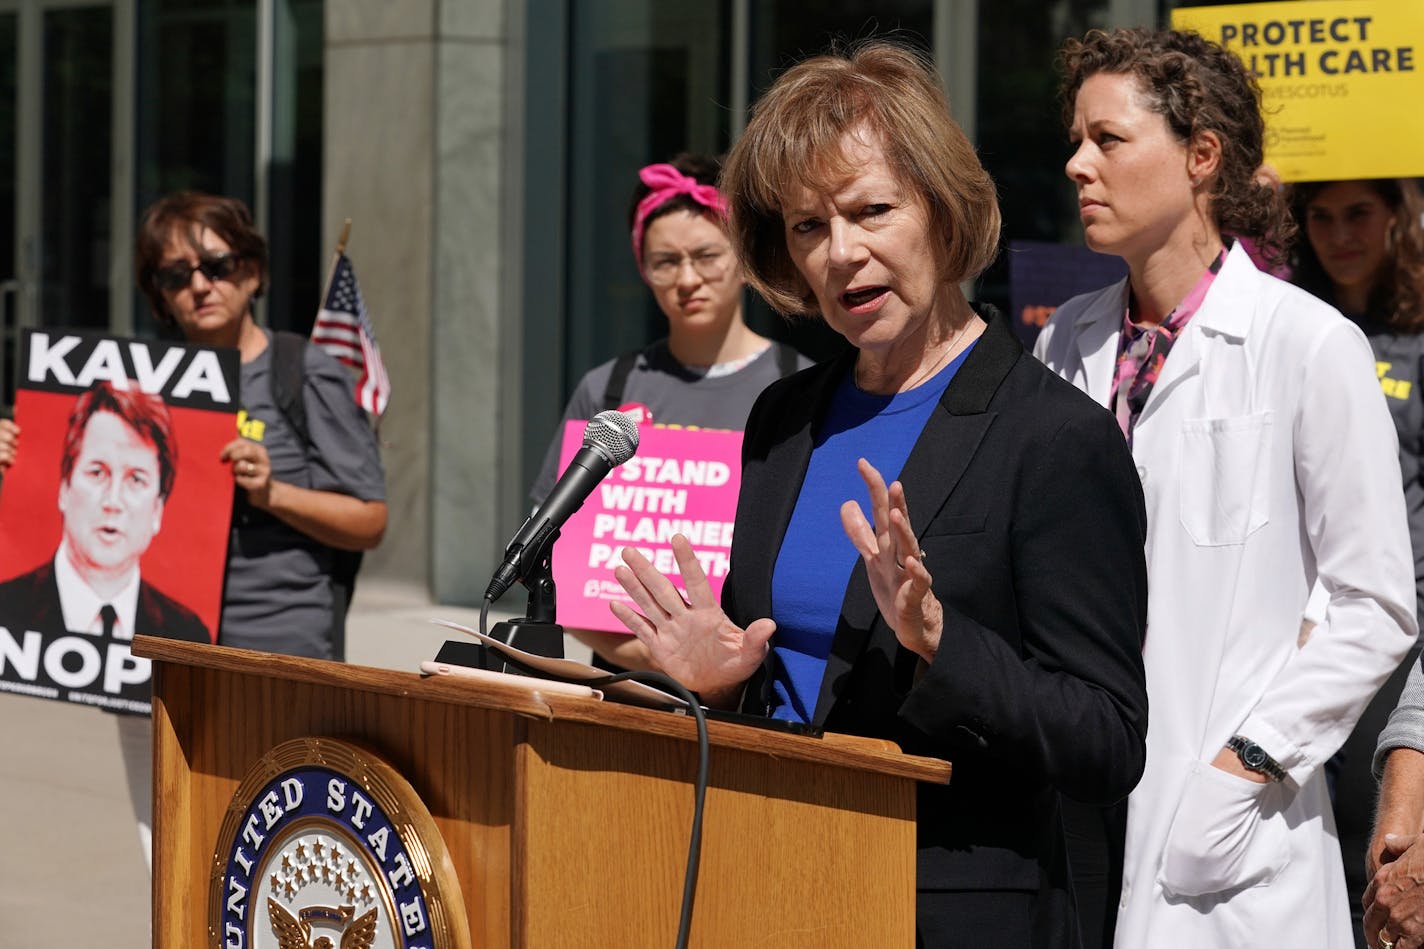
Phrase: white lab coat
[{"left": 1034, "top": 243, "right": 1416, "bottom": 947}]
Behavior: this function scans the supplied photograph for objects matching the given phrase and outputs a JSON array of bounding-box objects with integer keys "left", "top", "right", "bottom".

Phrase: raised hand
[
  {"left": 840, "top": 457, "right": 943, "bottom": 663},
  {"left": 611, "top": 533, "right": 775, "bottom": 706}
]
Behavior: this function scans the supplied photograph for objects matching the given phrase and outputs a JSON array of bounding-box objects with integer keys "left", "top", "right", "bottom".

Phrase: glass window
[
  {"left": 135, "top": 0, "right": 257, "bottom": 209},
  {"left": 135, "top": 0, "right": 323, "bottom": 336},
  {"left": 41, "top": 6, "right": 113, "bottom": 330},
  {"left": 265, "top": 0, "right": 324, "bottom": 334},
  {"left": 134, "top": 0, "right": 257, "bottom": 334},
  {"left": 563, "top": 0, "right": 732, "bottom": 396},
  {"left": 747, "top": 0, "right": 931, "bottom": 99},
  {"left": 974, "top": 0, "right": 1115, "bottom": 313}
]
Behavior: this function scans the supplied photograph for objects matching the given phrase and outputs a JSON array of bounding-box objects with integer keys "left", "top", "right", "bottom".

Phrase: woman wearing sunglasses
[
  {"left": 530, "top": 154, "right": 809, "bottom": 670},
  {"left": 131, "top": 190, "right": 387, "bottom": 658},
  {"left": 4, "top": 192, "right": 386, "bottom": 655}
]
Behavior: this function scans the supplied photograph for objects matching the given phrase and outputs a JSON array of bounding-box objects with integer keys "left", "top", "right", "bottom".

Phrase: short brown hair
[
  {"left": 134, "top": 191, "right": 267, "bottom": 327},
  {"left": 1290, "top": 179, "right": 1424, "bottom": 333},
  {"left": 61, "top": 382, "right": 178, "bottom": 501},
  {"left": 722, "top": 40, "right": 1000, "bottom": 316},
  {"left": 1059, "top": 28, "right": 1295, "bottom": 264}
]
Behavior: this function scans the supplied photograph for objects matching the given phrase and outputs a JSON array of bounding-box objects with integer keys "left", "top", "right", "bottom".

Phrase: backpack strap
[
  {"left": 601, "top": 349, "right": 641, "bottom": 411},
  {"left": 266, "top": 329, "right": 361, "bottom": 662},
  {"left": 773, "top": 341, "right": 799, "bottom": 378},
  {"left": 269, "top": 331, "right": 311, "bottom": 447}
]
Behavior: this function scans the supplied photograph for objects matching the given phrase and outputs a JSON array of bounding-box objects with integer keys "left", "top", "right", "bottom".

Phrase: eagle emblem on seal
[{"left": 268, "top": 898, "right": 379, "bottom": 949}]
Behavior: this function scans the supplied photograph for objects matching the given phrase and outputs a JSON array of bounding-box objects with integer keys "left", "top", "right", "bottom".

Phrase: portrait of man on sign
[{"left": 0, "top": 381, "right": 208, "bottom": 643}]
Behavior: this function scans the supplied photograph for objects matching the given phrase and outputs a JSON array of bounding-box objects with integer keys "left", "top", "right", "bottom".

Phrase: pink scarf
[{"left": 629, "top": 163, "right": 728, "bottom": 266}]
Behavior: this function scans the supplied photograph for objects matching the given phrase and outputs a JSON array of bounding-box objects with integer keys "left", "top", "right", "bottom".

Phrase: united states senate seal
[{"left": 208, "top": 737, "right": 469, "bottom": 949}]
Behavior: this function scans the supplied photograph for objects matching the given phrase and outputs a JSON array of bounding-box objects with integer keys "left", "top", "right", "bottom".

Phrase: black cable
[
  {"left": 480, "top": 595, "right": 495, "bottom": 644},
  {"left": 581, "top": 670, "right": 707, "bottom": 949},
  {"left": 478, "top": 608, "right": 707, "bottom": 949}
]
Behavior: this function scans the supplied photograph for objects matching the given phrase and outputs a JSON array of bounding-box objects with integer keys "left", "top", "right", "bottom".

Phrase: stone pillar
[{"left": 325, "top": 0, "right": 524, "bottom": 602}]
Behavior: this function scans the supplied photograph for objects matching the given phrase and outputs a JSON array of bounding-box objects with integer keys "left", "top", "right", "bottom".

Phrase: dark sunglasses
[{"left": 153, "top": 253, "right": 244, "bottom": 292}]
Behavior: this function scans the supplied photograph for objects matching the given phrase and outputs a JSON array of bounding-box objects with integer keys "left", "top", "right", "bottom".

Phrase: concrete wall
[{"left": 325, "top": 0, "right": 524, "bottom": 603}]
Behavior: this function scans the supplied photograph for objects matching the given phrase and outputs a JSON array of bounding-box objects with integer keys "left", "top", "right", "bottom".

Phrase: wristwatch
[{"left": 1226, "top": 735, "right": 1286, "bottom": 782}]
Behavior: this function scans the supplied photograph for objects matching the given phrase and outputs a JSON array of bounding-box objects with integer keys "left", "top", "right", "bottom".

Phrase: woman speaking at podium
[{"left": 611, "top": 41, "right": 1149, "bottom": 946}]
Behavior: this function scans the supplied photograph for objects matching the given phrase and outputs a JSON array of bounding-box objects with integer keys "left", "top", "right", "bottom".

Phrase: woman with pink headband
[{"left": 529, "top": 152, "right": 809, "bottom": 670}]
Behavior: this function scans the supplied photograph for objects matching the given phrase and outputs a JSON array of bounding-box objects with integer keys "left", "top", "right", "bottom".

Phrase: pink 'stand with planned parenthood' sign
[{"left": 551, "top": 420, "right": 743, "bottom": 633}]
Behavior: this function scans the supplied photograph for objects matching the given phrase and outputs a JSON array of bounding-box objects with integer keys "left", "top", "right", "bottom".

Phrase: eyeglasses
[
  {"left": 643, "top": 247, "right": 732, "bottom": 287},
  {"left": 153, "top": 253, "right": 244, "bottom": 292}
]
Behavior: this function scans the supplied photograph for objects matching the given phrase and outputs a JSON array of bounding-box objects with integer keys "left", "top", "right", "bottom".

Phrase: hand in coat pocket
[{"left": 1157, "top": 759, "right": 1289, "bottom": 898}]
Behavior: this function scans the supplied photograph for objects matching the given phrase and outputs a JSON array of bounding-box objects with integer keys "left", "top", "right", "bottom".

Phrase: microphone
[{"left": 485, "top": 409, "right": 640, "bottom": 601}]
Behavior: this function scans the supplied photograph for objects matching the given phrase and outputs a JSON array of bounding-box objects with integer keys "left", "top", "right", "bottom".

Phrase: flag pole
[
  {"left": 312, "top": 217, "right": 386, "bottom": 430},
  {"left": 317, "top": 218, "right": 353, "bottom": 308}
]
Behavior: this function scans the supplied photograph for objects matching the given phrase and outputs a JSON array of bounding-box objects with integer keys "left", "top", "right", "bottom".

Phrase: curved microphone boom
[{"left": 484, "top": 410, "right": 639, "bottom": 601}]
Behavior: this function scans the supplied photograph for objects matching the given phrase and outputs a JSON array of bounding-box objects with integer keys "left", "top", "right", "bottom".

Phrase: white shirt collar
[{"left": 53, "top": 540, "right": 141, "bottom": 639}]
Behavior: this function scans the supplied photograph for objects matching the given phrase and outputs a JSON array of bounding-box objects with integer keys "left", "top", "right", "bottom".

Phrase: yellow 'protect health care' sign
[{"left": 1172, "top": 1, "right": 1424, "bottom": 182}]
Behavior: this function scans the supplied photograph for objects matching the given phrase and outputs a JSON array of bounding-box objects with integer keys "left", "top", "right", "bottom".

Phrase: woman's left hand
[
  {"left": 220, "top": 437, "right": 274, "bottom": 506},
  {"left": 840, "top": 457, "right": 943, "bottom": 663}
]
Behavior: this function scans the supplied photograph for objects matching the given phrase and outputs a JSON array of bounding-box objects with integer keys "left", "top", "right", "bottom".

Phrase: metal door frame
[{"left": 0, "top": 0, "right": 133, "bottom": 395}]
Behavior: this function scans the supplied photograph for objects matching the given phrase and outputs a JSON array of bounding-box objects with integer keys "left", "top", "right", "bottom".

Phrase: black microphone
[{"left": 485, "top": 409, "right": 640, "bottom": 601}]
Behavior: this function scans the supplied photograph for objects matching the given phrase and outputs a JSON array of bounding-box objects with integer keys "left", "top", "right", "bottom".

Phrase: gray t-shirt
[
  {"left": 531, "top": 340, "right": 811, "bottom": 503},
  {"left": 221, "top": 333, "right": 386, "bottom": 658},
  {"left": 1357, "top": 322, "right": 1424, "bottom": 631}
]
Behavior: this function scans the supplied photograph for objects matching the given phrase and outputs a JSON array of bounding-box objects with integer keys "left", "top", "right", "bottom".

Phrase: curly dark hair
[
  {"left": 1059, "top": 27, "right": 1295, "bottom": 265},
  {"left": 1289, "top": 179, "right": 1424, "bottom": 333}
]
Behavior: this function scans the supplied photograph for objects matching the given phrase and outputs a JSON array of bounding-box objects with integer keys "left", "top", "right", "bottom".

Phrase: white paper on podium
[
  {"left": 430, "top": 619, "right": 688, "bottom": 710},
  {"left": 419, "top": 660, "right": 603, "bottom": 699}
]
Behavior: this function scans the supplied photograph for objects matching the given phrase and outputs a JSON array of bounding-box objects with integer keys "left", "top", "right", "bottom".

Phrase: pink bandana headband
[{"left": 629, "top": 163, "right": 729, "bottom": 267}]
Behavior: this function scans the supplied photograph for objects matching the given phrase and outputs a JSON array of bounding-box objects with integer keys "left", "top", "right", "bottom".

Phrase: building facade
[{"left": 2, "top": 0, "right": 1178, "bottom": 605}]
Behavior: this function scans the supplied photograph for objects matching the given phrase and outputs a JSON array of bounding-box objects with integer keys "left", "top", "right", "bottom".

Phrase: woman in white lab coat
[{"left": 1035, "top": 27, "right": 1416, "bottom": 948}]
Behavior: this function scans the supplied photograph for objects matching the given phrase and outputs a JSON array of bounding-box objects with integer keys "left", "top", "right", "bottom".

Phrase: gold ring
[{"left": 1380, "top": 929, "right": 1396, "bottom": 949}]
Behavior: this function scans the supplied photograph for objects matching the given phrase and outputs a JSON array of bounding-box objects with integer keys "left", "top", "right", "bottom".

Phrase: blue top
[{"left": 768, "top": 343, "right": 976, "bottom": 722}]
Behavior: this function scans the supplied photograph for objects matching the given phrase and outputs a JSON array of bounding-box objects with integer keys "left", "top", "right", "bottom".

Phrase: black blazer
[
  {"left": 0, "top": 559, "right": 210, "bottom": 643},
  {"left": 724, "top": 310, "right": 1148, "bottom": 946}
]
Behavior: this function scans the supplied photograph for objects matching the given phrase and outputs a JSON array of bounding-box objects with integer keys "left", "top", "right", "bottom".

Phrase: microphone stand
[
  {"left": 487, "top": 547, "right": 565, "bottom": 668},
  {"left": 434, "top": 540, "right": 566, "bottom": 673}
]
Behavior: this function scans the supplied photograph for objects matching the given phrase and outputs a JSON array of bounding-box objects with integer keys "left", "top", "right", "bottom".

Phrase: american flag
[{"left": 312, "top": 253, "right": 390, "bottom": 417}]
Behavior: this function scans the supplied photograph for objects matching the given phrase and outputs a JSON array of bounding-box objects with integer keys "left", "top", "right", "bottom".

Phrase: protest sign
[
  {"left": 1008, "top": 240, "right": 1128, "bottom": 346},
  {"left": 551, "top": 422, "right": 741, "bottom": 633},
  {"left": 1172, "top": 0, "right": 1424, "bottom": 181},
  {"left": 0, "top": 329, "right": 238, "bottom": 713}
]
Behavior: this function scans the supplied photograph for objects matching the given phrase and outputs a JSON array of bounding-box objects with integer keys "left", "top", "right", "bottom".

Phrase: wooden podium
[{"left": 136, "top": 635, "right": 951, "bottom": 947}]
